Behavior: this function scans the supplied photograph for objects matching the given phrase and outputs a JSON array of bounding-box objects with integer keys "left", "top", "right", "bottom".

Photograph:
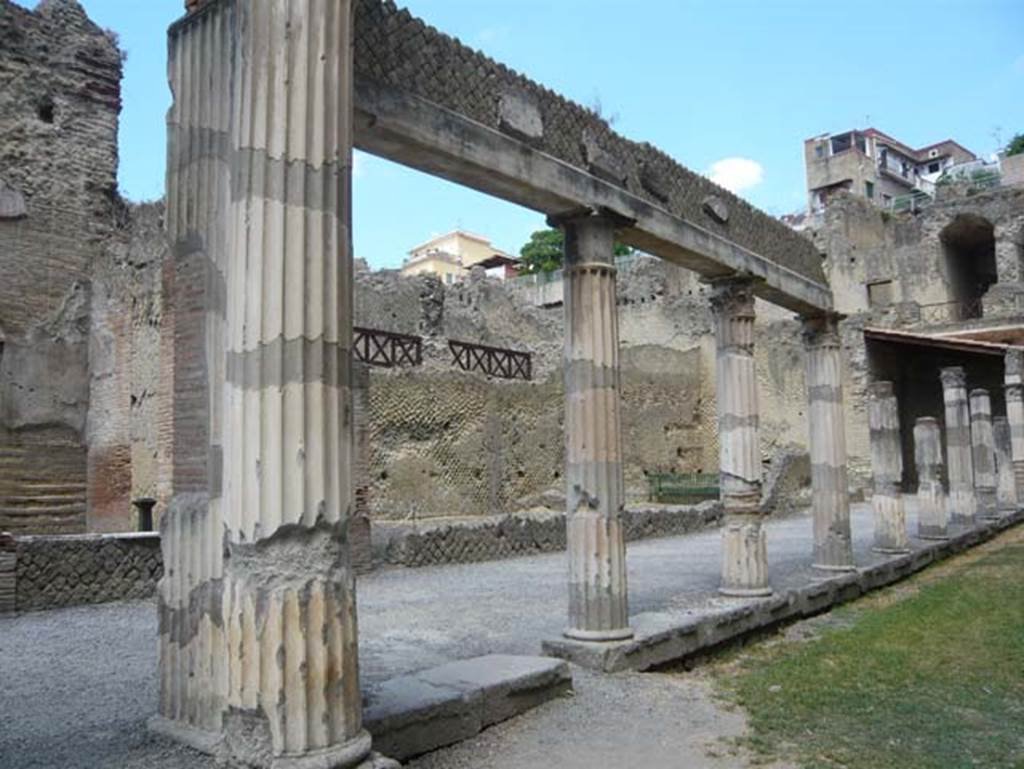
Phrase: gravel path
[{"left": 0, "top": 503, "right": 904, "bottom": 768}]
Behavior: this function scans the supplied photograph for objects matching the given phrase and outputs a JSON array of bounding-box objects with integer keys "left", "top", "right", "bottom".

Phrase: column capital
[
  {"left": 940, "top": 366, "right": 966, "bottom": 389},
  {"left": 707, "top": 274, "right": 757, "bottom": 319},
  {"left": 800, "top": 311, "right": 845, "bottom": 349},
  {"left": 546, "top": 206, "right": 635, "bottom": 231}
]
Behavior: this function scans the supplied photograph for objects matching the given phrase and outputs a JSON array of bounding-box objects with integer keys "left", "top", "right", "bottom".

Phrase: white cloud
[{"left": 707, "top": 157, "right": 764, "bottom": 194}]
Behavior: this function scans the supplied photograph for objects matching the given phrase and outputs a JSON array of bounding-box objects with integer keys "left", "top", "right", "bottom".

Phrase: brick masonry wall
[
  {"left": 9, "top": 532, "right": 162, "bottom": 612},
  {"left": 88, "top": 202, "right": 168, "bottom": 532},
  {"left": 0, "top": 0, "right": 123, "bottom": 535}
]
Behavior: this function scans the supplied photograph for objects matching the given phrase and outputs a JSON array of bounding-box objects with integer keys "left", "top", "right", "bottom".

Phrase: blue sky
[{"left": 19, "top": 0, "right": 1024, "bottom": 268}]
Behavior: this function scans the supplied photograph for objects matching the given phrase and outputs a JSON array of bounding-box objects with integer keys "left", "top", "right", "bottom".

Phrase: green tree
[
  {"left": 1006, "top": 132, "right": 1024, "bottom": 157},
  {"left": 518, "top": 228, "right": 632, "bottom": 274}
]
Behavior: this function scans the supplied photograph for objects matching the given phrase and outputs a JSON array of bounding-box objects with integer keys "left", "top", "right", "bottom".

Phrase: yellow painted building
[{"left": 401, "top": 230, "right": 520, "bottom": 284}]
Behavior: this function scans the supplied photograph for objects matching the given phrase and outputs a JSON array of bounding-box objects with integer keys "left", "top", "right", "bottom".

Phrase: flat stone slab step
[
  {"left": 363, "top": 654, "right": 572, "bottom": 761},
  {"left": 543, "top": 510, "right": 1024, "bottom": 673}
]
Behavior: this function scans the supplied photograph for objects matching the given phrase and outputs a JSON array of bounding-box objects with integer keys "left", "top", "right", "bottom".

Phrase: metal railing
[
  {"left": 353, "top": 327, "right": 423, "bottom": 367},
  {"left": 449, "top": 339, "right": 532, "bottom": 381},
  {"left": 917, "top": 298, "right": 983, "bottom": 324},
  {"left": 647, "top": 472, "right": 720, "bottom": 504}
]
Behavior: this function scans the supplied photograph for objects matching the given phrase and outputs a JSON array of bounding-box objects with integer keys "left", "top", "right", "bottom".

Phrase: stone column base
[
  {"left": 564, "top": 626, "right": 635, "bottom": 642},
  {"left": 812, "top": 561, "right": 858, "bottom": 573},
  {"left": 149, "top": 720, "right": 379, "bottom": 769},
  {"left": 271, "top": 732, "right": 373, "bottom": 769}
]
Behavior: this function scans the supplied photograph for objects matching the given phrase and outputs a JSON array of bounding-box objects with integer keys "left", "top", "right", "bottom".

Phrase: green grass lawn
[{"left": 712, "top": 528, "right": 1024, "bottom": 769}]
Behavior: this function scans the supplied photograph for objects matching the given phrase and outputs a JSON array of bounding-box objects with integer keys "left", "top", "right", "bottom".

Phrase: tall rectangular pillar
[
  {"left": 993, "top": 416, "right": 1017, "bottom": 512},
  {"left": 969, "top": 388, "right": 999, "bottom": 520},
  {"left": 940, "top": 367, "right": 977, "bottom": 526},
  {"left": 155, "top": 3, "right": 374, "bottom": 767},
  {"left": 709, "top": 277, "right": 770, "bottom": 597},
  {"left": 801, "top": 313, "right": 854, "bottom": 571},
  {"left": 867, "top": 382, "right": 908, "bottom": 553},
  {"left": 914, "top": 417, "right": 948, "bottom": 539},
  {"left": 556, "top": 210, "right": 632, "bottom": 641},
  {"left": 1004, "top": 348, "right": 1024, "bottom": 501}
]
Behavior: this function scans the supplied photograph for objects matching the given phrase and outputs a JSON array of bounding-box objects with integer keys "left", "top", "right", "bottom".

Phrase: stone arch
[{"left": 940, "top": 213, "right": 996, "bottom": 317}]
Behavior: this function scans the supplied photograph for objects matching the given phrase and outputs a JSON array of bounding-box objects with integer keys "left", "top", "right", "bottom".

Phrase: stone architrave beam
[
  {"left": 914, "top": 417, "right": 949, "bottom": 539},
  {"left": 969, "top": 389, "right": 1000, "bottom": 520},
  {"left": 554, "top": 209, "right": 633, "bottom": 642},
  {"left": 940, "top": 367, "right": 977, "bottom": 526},
  {"left": 351, "top": 81, "right": 832, "bottom": 316},
  {"left": 801, "top": 313, "right": 854, "bottom": 571},
  {"left": 867, "top": 382, "right": 909, "bottom": 554},
  {"left": 709, "top": 277, "right": 770, "bottom": 597}
]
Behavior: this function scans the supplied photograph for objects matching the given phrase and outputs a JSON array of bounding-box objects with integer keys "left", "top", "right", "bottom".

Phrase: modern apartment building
[
  {"left": 400, "top": 230, "right": 521, "bottom": 283},
  {"left": 804, "top": 128, "right": 977, "bottom": 211}
]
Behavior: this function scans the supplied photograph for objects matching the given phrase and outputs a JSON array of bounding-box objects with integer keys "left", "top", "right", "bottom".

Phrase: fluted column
[
  {"left": 556, "top": 210, "right": 632, "bottom": 641},
  {"left": 868, "top": 382, "right": 909, "bottom": 553},
  {"left": 218, "top": 1, "right": 370, "bottom": 766},
  {"left": 1004, "top": 348, "right": 1024, "bottom": 501},
  {"left": 914, "top": 417, "right": 948, "bottom": 539},
  {"left": 709, "top": 277, "right": 770, "bottom": 597},
  {"left": 801, "top": 313, "right": 854, "bottom": 571},
  {"left": 156, "top": 0, "right": 236, "bottom": 741},
  {"left": 993, "top": 416, "right": 1017, "bottom": 512},
  {"left": 941, "top": 367, "right": 977, "bottom": 526},
  {"left": 969, "top": 389, "right": 999, "bottom": 520}
]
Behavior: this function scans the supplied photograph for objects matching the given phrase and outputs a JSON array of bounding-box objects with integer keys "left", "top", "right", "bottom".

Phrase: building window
[
  {"left": 867, "top": 280, "right": 894, "bottom": 308},
  {"left": 865, "top": 181, "right": 875, "bottom": 199},
  {"left": 928, "top": 162, "right": 940, "bottom": 174},
  {"left": 815, "top": 144, "right": 825, "bottom": 159}
]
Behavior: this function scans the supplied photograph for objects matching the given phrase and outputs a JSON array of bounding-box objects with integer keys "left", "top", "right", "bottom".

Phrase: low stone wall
[
  {"left": 372, "top": 501, "right": 723, "bottom": 568},
  {"left": 2, "top": 531, "right": 162, "bottom": 613},
  {"left": 0, "top": 504, "right": 723, "bottom": 611}
]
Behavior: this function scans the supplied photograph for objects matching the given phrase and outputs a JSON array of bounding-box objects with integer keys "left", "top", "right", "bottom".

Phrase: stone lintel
[{"left": 351, "top": 77, "right": 833, "bottom": 315}]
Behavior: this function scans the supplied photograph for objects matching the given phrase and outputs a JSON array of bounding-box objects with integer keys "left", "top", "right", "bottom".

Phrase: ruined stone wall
[
  {"left": 355, "top": 260, "right": 814, "bottom": 521},
  {"left": 812, "top": 189, "right": 1024, "bottom": 317},
  {"left": 0, "top": 0, "right": 122, "bottom": 534}
]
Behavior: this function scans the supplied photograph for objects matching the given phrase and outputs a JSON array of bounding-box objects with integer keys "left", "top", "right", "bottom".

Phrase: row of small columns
[
  {"left": 869, "top": 365, "right": 1021, "bottom": 546},
  {"left": 552, "top": 209, "right": 1024, "bottom": 641}
]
